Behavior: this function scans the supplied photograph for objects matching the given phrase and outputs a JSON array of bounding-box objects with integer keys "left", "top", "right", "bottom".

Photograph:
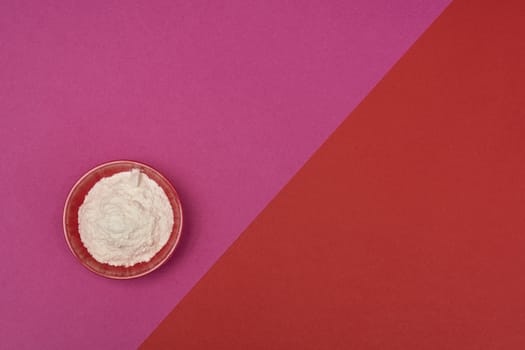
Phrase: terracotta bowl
[{"left": 63, "top": 160, "right": 183, "bottom": 279}]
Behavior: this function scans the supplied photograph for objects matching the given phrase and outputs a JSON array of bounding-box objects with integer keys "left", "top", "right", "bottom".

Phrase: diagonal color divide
[
  {"left": 141, "top": 0, "right": 525, "bottom": 348},
  {"left": 0, "top": 1, "right": 450, "bottom": 349}
]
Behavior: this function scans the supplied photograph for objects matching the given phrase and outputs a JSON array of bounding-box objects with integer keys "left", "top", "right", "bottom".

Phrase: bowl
[{"left": 63, "top": 160, "right": 183, "bottom": 279}]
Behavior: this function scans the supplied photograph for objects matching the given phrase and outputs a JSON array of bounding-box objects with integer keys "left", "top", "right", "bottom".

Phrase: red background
[{"left": 142, "top": 0, "right": 525, "bottom": 348}]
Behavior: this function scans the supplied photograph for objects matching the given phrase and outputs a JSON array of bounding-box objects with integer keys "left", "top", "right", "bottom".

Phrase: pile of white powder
[{"left": 78, "top": 169, "right": 174, "bottom": 267}]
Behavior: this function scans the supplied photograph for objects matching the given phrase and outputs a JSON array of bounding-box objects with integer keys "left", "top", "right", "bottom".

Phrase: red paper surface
[{"left": 141, "top": 0, "right": 525, "bottom": 348}]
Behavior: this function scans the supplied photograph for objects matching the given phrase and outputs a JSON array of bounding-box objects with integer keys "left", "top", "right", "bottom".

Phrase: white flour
[{"left": 78, "top": 169, "right": 174, "bottom": 267}]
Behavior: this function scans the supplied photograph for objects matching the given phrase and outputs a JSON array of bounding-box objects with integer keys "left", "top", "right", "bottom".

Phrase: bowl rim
[{"left": 63, "top": 159, "right": 183, "bottom": 279}]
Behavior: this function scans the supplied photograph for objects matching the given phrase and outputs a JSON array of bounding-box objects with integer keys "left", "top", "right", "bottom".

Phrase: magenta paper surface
[{"left": 0, "top": 1, "right": 450, "bottom": 349}]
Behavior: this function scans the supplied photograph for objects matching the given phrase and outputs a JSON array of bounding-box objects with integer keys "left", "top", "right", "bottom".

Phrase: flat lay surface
[{"left": 4, "top": 1, "right": 524, "bottom": 349}]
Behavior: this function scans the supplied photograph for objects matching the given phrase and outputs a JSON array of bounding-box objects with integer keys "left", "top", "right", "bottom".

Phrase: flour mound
[{"left": 78, "top": 169, "right": 174, "bottom": 267}]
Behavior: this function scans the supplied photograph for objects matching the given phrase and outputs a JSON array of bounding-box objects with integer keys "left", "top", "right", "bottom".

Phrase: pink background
[{"left": 0, "top": 1, "right": 449, "bottom": 349}]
